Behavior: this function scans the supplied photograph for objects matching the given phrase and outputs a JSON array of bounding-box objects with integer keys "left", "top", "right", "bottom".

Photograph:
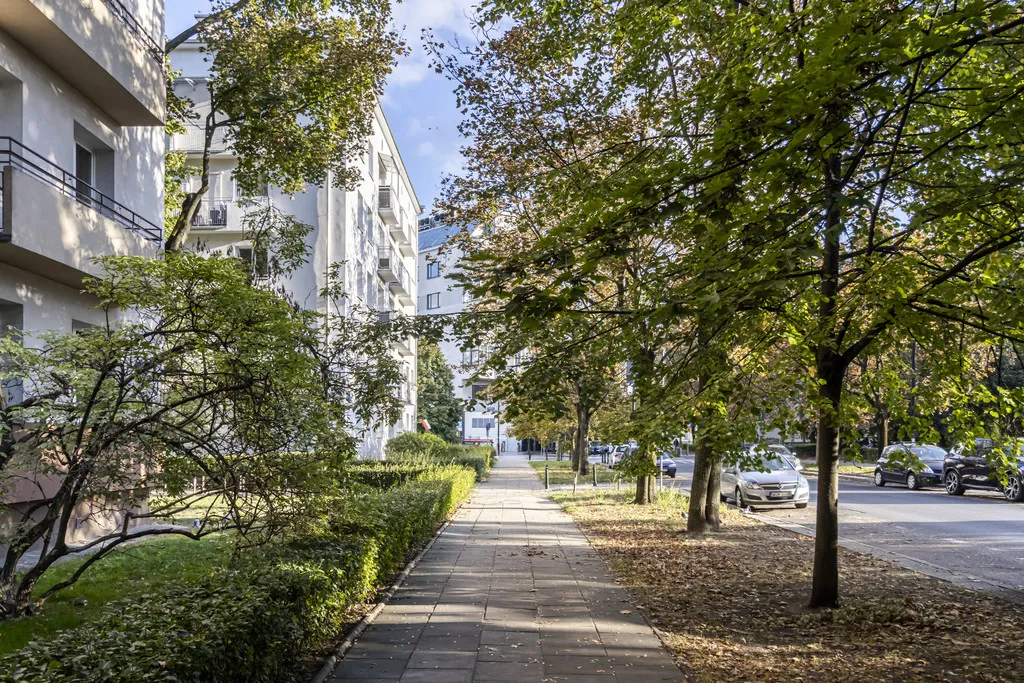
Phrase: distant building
[
  {"left": 418, "top": 218, "right": 509, "bottom": 451},
  {"left": 1, "top": 0, "right": 167, "bottom": 539},
  {"left": 170, "top": 36, "right": 420, "bottom": 459}
]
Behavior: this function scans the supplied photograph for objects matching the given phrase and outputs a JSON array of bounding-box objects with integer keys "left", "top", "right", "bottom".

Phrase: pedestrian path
[{"left": 327, "top": 452, "right": 683, "bottom": 682}]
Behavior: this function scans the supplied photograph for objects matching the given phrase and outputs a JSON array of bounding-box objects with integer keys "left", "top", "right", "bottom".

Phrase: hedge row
[
  {"left": 384, "top": 433, "right": 494, "bottom": 481},
  {"left": 0, "top": 465, "right": 476, "bottom": 683}
]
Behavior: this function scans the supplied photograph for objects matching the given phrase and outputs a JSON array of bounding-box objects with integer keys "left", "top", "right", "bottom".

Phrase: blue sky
[{"left": 165, "top": 1, "right": 473, "bottom": 215}]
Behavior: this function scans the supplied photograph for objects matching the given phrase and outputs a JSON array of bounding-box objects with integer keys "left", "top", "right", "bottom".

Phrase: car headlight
[
  {"left": 797, "top": 477, "right": 808, "bottom": 488},
  {"left": 744, "top": 481, "right": 761, "bottom": 489},
  {"left": 922, "top": 465, "right": 934, "bottom": 474}
]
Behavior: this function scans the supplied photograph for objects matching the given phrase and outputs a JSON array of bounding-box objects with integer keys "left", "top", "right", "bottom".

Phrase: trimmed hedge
[
  {"left": 0, "top": 466, "right": 476, "bottom": 683},
  {"left": 384, "top": 434, "right": 495, "bottom": 482}
]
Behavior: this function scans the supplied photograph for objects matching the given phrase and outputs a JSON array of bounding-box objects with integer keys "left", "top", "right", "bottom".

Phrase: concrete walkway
[{"left": 328, "top": 452, "right": 683, "bottom": 682}]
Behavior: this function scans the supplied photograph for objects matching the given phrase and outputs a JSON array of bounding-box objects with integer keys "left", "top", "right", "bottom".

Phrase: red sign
[{"left": 420, "top": 419, "right": 431, "bottom": 431}]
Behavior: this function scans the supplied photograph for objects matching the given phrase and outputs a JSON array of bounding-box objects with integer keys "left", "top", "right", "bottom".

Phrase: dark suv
[
  {"left": 943, "top": 447, "right": 1024, "bottom": 502},
  {"left": 873, "top": 443, "right": 947, "bottom": 490}
]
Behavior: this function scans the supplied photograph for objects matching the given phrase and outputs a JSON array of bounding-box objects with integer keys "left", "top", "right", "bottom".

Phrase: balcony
[
  {"left": 377, "top": 310, "right": 414, "bottom": 357},
  {"left": 172, "top": 124, "right": 230, "bottom": 155},
  {"left": 377, "top": 246, "right": 402, "bottom": 283},
  {"left": 0, "top": 0, "right": 165, "bottom": 125},
  {"left": 378, "top": 186, "right": 398, "bottom": 226},
  {"left": 188, "top": 196, "right": 270, "bottom": 233},
  {"left": 0, "top": 137, "right": 161, "bottom": 287}
]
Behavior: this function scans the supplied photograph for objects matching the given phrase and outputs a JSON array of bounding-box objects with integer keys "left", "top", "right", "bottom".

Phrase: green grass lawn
[
  {"left": 803, "top": 464, "right": 875, "bottom": 475},
  {"left": 0, "top": 534, "right": 232, "bottom": 656},
  {"left": 528, "top": 459, "right": 623, "bottom": 484}
]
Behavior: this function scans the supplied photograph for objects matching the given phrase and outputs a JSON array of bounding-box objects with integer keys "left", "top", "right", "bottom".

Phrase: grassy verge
[
  {"left": 528, "top": 459, "right": 621, "bottom": 484},
  {"left": 803, "top": 464, "right": 876, "bottom": 476},
  {"left": 0, "top": 535, "right": 232, "bottom": 656},
  {"left": 551, "top": 489, "right": 1024, "bottom": 683}
]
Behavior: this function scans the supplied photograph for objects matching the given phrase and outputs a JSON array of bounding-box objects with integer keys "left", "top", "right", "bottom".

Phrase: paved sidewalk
[{"left": 328, "top": 452, "right": 683, "bottom": 682}]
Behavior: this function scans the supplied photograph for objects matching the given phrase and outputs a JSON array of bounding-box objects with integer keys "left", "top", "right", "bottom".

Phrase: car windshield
[
  {"left": 767, "top": 445, "right": 792, "bottom": 456},
  {"left": 741, "top": 456, "right": 792, "bottom": 473},
  {"left": 910, "top": 445, "right": 946, "bottom": 460}
]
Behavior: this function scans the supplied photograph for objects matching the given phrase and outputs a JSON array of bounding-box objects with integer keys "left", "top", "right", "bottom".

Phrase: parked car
[
  {"left": 721, "top": 455, "right": 809, "bottom": 509},
  {"left": 611, "top": 444, "right": 632, "bottom": 463},
  {"left": 765, "top": 443, "right": 803, "bottom": 471},
  {"left": 873, "top": 443, "right": 947, "bottom": 490},
  {"left": 657, "top": 453, "right": 677, "bottom": 478},
  {"left": 943, "top": 446, "right": 1024, "bottom": 501}
]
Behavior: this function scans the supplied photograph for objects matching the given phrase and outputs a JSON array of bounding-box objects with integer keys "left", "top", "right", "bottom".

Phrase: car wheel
[
  {"left": 795, "top": 502, "right": 808, "bottom": 509},
  {"left": 669, "top": 472, "right": 676, "bottom": 479},
  {"left": 734, "top": 487, "right": 745, "bottom": 508},
  {"left": 873, "top": 469, "right": 885, "bottom": 487},
  {"left": 1003, "top": 475, "right": 1024, "bottom": 502},
  {"left": 906, "top": 471, "right": 921, "bottom": 491},
  {"left": 945, "top": 469, "right": 965, "bottom": 496}
]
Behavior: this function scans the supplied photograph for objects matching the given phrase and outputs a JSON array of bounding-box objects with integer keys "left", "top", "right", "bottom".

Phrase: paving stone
[{"left": 326, "top": 455, "right": 682, "bottom": 683}]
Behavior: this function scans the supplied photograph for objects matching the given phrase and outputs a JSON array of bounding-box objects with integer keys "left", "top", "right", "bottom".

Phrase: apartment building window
[
  {"left": 426, "top": 293, "right": 440, "bottom": 310},
  {"left": 74, "top": 124, "right": 114, "bottom": 203},
  {"left": 471, "top": 418, "right": 496, "bottom": 430},
  {"left": 237, "top": 245, "right": 269, "bottom": 277},
  {"left": 0, "top": 301, "right": 23, "bottom": 405},
  {"left": 426, "top": 262, "right": 441, "bottom": 279},
  {"left": 74, "top": 144, "right": 94, "bottom": 202}
]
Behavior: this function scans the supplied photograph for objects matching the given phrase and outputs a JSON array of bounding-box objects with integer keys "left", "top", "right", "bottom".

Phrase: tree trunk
[
  {"left": 574, "top": 407, "right": 590, "bottom": 476},
  {"left": 810, "top": 359, "right": 844, "bottom": 609},
  {"left": 688, "top": 437, "right": 721, "bottom": 532},
  {"left": 166, "top": 111, "right": 218, "bottom": 252},
  {"left": 809, "top": 150, "right": 845, "bottom": 610},
  {"left": 634, "top": 473, "right": 655, "bottom": 504}
]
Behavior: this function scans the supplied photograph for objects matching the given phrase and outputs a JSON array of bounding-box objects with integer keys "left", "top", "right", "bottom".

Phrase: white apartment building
[
  {"left": 0, "top": 0, "right": 166, "bottom": 538},
  {"left": 170, "top": 38, "right": 420, "bottom": 459},
  {"left": 418, "top": 216, "right": 512, "bottom": 452}
]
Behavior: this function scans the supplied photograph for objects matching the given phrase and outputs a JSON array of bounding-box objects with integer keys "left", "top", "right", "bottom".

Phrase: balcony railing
[
  {"left": 100, "top": 0, "right": 164, "bottom": 64},
  {"left": 0, "top": 137, "right": 161, "bottom": 243},
  {"left": 190, "top": 197, "right": 230, "bottom": 228}
]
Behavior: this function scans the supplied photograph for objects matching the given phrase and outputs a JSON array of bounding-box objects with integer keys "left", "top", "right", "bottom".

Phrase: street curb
[{"left": 310, "top": 502, "right": 467, "bottom": 683}]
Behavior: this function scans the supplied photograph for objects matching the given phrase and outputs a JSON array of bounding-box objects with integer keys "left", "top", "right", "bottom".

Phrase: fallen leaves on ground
[{"left": 552, "top": 490, "right": 1024, "bottom": 683}]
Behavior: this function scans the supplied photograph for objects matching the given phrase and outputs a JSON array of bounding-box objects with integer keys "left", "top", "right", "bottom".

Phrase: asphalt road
[{"left": 664, "top": 455, "right": 1024, "bottom": 602}]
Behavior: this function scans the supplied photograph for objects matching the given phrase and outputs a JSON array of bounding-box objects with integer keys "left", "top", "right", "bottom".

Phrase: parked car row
[{"left": 874, "top": 442, "right": 1024, "bottom": 503}]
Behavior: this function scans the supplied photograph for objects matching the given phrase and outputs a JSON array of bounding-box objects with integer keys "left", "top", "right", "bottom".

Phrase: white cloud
[
  {"left": 417, "top": 141, "right": 436, "bottom": 157},
  {"left": 387, "top": 0, "right": 476, "bottom": 88}
]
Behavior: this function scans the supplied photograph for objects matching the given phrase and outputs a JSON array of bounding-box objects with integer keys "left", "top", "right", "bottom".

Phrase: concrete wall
[
  {"left": 0, "top": 0, "right": 165, "bottom": 124},
  {"left": 0, "top": 32, "right": 165, "bottom": 226}
]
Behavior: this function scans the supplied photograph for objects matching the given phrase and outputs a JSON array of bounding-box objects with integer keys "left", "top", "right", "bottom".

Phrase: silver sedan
[{"left": 721, "top": 456, "right": 810, "bottom": 509}]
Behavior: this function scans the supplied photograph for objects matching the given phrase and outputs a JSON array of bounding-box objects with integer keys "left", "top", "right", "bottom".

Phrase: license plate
[{"left": 769, "top": 491, "right": 790, "bottom": 499}]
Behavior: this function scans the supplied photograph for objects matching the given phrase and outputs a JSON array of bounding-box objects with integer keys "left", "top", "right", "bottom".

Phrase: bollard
[
  {"left": 592, "top": 466, "right": 598, "bottom": 487},
  {"left": 545, "top": 465, "right": 550, "bottom": 489}
]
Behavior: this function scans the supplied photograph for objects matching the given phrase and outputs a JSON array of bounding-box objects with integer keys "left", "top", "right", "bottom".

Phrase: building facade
[
  {"left": 417, "top": 217, "right": 510, "bottom": 452},
  {"left": 0, "top": 0, "right": 166, "bottom": 539},
  {"left": 170, "top": 38, "right": 420, "bottom": 459}
]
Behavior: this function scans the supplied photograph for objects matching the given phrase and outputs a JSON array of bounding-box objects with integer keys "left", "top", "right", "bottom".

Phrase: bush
[
  {"left": 0, "top": 467, "right": 477, "bottom": 683},
  {"left": 389, "top": 444, "right": 494, "bottom": 482},
  {"left": 384, "top": 431, "right": 447, "bottom": 458}
]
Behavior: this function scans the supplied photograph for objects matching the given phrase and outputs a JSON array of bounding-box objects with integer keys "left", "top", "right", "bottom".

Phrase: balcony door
[{"left": 75, "top": 143, "right": 94, "bottom": 204}]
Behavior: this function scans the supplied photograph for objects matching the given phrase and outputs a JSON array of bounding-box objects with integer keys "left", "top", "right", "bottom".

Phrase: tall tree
[
  {"left": 417, "top": 342, "right": 463, "bottom": 443},
  {"left": 164, "top": 0, "right": 405, "bottom": 251}
]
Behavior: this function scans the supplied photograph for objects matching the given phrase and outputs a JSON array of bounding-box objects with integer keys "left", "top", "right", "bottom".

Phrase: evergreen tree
[{"left": 417, "top": 343, "right": 463, "bottom": 443}]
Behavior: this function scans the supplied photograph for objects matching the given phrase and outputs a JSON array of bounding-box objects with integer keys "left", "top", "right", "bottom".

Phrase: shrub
[
  {"left": 388, "top": 444, "right": 494, "bottom": 482},
  {"left": 384, "top": 431, "right": 447, "bottom": 458},
  {"left": 0, "top": 467, "right": 477, "bottom": 683}
]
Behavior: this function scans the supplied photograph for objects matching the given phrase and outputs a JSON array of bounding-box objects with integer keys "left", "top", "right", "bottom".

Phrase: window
[
  {"left": 426, "top": 293, "right": 440, "bottom": 310},
  {"left": 471, "top": 418, "right": 496, "bottom": 430},
  {"left": 0, "top": 301, "right": 23, "bottom": 405},
  {"left": 471, "top": 384, "right": 487, "bottom": 399},
  {"left": 427, "top": 262, "right": 441, "bottom": 279},
  {"left": 74, "top": 143, "right": 94, "bottom": 202},
  {"left": 237, "top": 245, "right": 269, "bottom": 277}
]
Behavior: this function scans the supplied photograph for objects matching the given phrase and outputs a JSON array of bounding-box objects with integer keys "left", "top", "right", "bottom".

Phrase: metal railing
[
  {"left": 99, "top": 0, "right": 164, "bottom": 64},
  {"left": 0, "top": 137, "right": 162, "bottom": 244},
  {"left": 190, "top": 197, "right": 231, "bottom": 227}
]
